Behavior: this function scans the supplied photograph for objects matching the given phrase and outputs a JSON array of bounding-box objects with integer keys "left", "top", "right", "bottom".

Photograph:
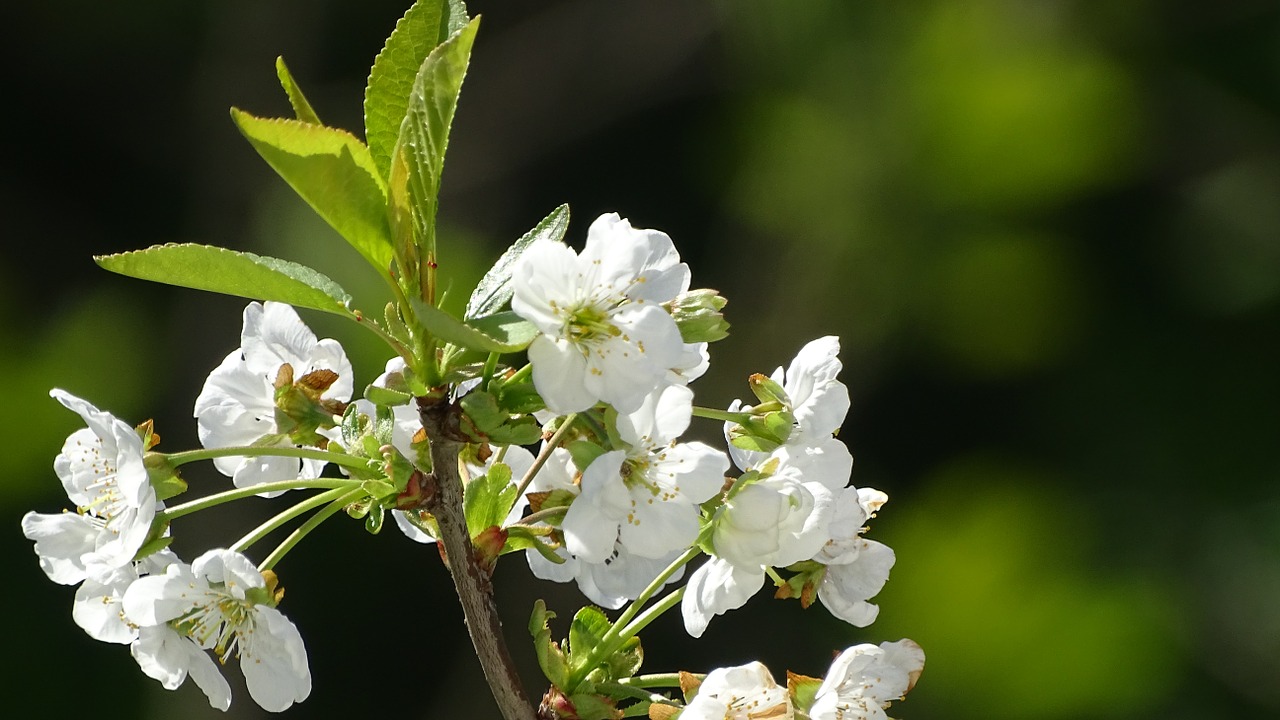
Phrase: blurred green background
[{"left": 5, "top": 1, "right": 1280, "bottom": 717}]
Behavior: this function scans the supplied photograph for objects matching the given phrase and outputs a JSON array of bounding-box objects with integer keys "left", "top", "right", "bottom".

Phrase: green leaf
[
  {"left": 568, "top": 606, "right": 613, "bottom": 668},
  {"left": 463, "top": 462, "right": 513, "bottom": 537},
  {"left": 387, "top": 18, "right": 480, "bottom": 288},
  {"left": 529, "top": 600, "right": 570, "bottom": 688},
  {"left": 275, "top": 56, "right": 322, "bottom": 124},
  {"left": 605, "top": 636, "right": 644, "bottom": 681},
  {"left": 410, "top": 299, "right": 534, "bottom": 353},
  {"left": 95, "top": 244, "right": 353, "bottom": 316},
  {"left": 364, "top": 0, "right": 470, "bottom": 180},
  {"left": 565, "top": 694, "right": 619, "bottom": 720},
  {"left": 467, "top": 312, "right": 538, "bottom": 351},
  {"left": 465, "top": 204, "right": 570, "bottom": 319},
  {"left": 568, "top": 440, "right": 607, "bottom": 474},
  {"left": 231, "top": 109, "right": 393, "bottom": 275}
]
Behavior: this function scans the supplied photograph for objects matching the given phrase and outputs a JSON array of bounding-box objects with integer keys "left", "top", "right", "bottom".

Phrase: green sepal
[
  {"left": 143, "top": 452, "right": 187, "bottom": 502},
  {"left": 133, "top": 535, "right": 174, "bottom": 563},
  {"left": 364, "top": 0, "right": 470, "bottom": 180},
  {"left": 788, "top": 671, "right": 824, "bottom": 715},
  {"left": 275, "top": 57, "right": 322, "bottom": 125},
  {"left": 95, "top": 244, "right": 353, "bottom": 316},
  {"left": 529, "top": 599, "right": 570, "bottom": 689},
  {"left": 365, "top": 503, "right": 386, "bottom": 534},
  {"left": 748, "top": 374, "right": 791, "bottom": 408},
  {"left": 230, "top": 109, "right": 393, "bottom": 276},
  {"left": 666, "top": 288, "right": 730, "bottom": 343},
  {"left": 568, "top": 440, "right": 607, "bottom": 474},
  {"left": 361, "top": 478, "right": 398, "bottom": 501},
  {"left": 465, "top": 203, "right": 570, "bottom": 319}
]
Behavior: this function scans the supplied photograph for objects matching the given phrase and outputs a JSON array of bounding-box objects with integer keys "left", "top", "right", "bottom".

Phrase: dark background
[{"left": 5, "top": 1, "right": 1280, "bottom": 718}]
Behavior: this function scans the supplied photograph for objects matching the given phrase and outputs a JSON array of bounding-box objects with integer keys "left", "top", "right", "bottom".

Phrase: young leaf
[
  {"left": 463, "top": 462, "right": 513, "bottom": 538},
  {"left": 409, "top": 298, "right": 535, "bottom": 353},
  {"left": 364, "top": 0, "right": 470, "bottom": 180},
  {"left": 387, "top": 18, "right": 480, "bottom": 286},
  {"left": 464, "top": 204, "right": 570, "bottom": 319},
  {"left": 95, "top": 244, "right": 353, "bottom": 316},
  {"left": 231, "top": 109, "right": 393, "bottom": 275},
  {"left": 529, "top": 599, "right": 570, "bottom": 689},
  {"left": 275, "top": 57, "right": 322, "bottom": 125},
  {"left": 568, "top": 606, "right": 613, "bottom": 669}
]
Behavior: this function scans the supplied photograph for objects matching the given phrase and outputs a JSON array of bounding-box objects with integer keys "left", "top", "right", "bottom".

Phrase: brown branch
[{"left": 418, "top": 396, "right": 536, "bottom": 720}]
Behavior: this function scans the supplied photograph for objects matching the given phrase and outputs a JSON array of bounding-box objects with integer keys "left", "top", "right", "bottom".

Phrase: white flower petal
[
  {"left": 73, "top": 567, "right": 138, "bottom": 643},
  {"left": 681, "top": 557, "right": 764, "bottom": 638},
  {"left": 529, "top": 336, "right": 597, "bottom": 414},
  {"left": 21, "top": 511, "right": 96, "bottom": 585},
  {"left": 241, "top": 606, "right": 311, "bottom": 712}
]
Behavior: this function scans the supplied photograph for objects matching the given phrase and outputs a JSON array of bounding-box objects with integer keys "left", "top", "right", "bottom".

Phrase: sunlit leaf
[
  {"left": 95, "top": 244, "right": 352, "bottom": 316},
  {"left": 465, "top": 204, "right": 570, "bottom": 319},
  {"left": 275, "top": 56, "right": 322, "bottom": 125},
  {"left": 365, "top": 0, "right": 470, "bottom": 180},
  {"left": 231, "top": 109, "right": 393, "bottom": 275}
]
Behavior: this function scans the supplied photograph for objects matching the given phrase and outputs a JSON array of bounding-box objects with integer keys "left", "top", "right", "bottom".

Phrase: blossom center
[{"left": 175, "top": 591, "right": 255, "bottom": 663}]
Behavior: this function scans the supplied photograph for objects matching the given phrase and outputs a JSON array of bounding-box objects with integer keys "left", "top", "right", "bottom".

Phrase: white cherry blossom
[
  {"left": 511, "top": 212, "right": 688, "bottom": 414},
  {"left": 21, "top": 390, "right": 157, "bottom": 585},
  {"left": 815, "top": 487, "right": 895, "bottom": 627},
  {"left": 810, "top": 640, "right": 925, "bottom": 720},
  {"left": 562, "top": 385, "right": 728, "bottom": 563},
  {"left": 194, "top": 302, "right": 352, "bottom": 496},
  {"left": 122, "top": 548, "right": 311, "bottom": 712},
  {"left": 528, "top": 541, "right": 685, "bottom": 610},
  {"left": 73, "top": 549, "right": 178, "bottom": 644},
  {"left": 727, "top": 336, "right": 851, "bottom": 474},
  {"left": 681, "top": 661, "right": 793, "bottom": 720},
  {"left": 681, "top": 456, "right": 835, "bottom": 637}
]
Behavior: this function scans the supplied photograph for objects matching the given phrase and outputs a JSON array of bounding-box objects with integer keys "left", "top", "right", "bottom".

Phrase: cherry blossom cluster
[{"left": 23, "top": 212, "right": 923, "bottom": 717}]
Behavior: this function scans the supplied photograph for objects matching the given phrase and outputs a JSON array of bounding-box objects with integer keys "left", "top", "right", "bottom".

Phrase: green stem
[
  {"left": 165, "top": 445, "right": 370, "bottom": 471},
  {"left": 500, "top": 362, "right": 532, "bottom": 388},
  {"left": 514, "top": 413, "right": 579, "bottom": 499},
  {"left": 481, "top": 351, "right": 500, "bottom": 388},
  {"left": 691, "top": 405, "right": 752, "bottom": 424},
  {"left": 159, "top": 479, "right": 359, "bottom": 521},
  {"left": 508, "top": 506, "right": 565, "bottom": 527},
  {"left": 765, "top": 566, "right": 786, "bottom": 587},
  {"left": 567, "top": 547, "right": 698, "bottom": 690},
  {"left": 257, "top": 487, "right": 365, "bottom": 572},
  {"left": 618, "top": 673, "right": 695, "bottom": 689},
  {"left": 231, "top": 487, "right": 353, "bottom": 554},
  {"left": 617, "top": 587, "right": 683, "bottom": 641}
]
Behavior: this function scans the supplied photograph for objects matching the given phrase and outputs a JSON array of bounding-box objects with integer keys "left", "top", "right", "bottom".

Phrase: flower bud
[{"left": 665, "top": 288, "right": 729, "bottom": 343}]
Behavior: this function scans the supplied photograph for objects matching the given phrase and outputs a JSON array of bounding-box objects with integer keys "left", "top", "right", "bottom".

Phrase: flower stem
[
  {"left": 567, "top": 547, "right": 699, "bottom": 690},
  {"left": 232, "top": 487, "right": 354, "bottom": 554},
  {"left": 257, "top": 487, "right": 365, "bottom": 572},
  {"left": 691, "top": 405, "right": 752, "bottom": 424},
  {"left": 617, "top": 673, "right": 695, "bottom": 689},
  {"left": 514, "top": 413, "right": 579, "bottom": 500},
  {"left": 508, "top": 506, "right": 565, "bottom": 527},
  {"left": 617, "top": 586, "right": 683, "bottom": 641},
  {"left": 159, "top": 479, "right": 360, "bottom": 521},
  {"left": 164, "top": 445, "right": 371, "bottom": 471}
]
